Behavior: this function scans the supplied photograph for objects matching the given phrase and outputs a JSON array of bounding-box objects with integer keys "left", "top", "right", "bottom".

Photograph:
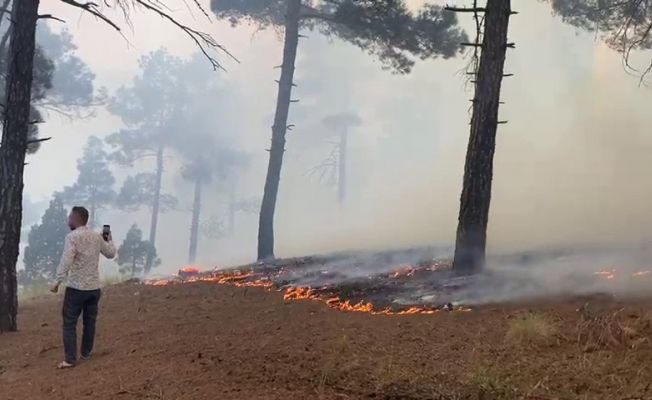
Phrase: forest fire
[
  {"left": 593, "top": 269, "right": 652, "bottom": 280},
  {"left": 389, "top": 262, "right": 448, "bottom": 279},
  {"left": 178, "top": 267, "right": 201, "bottom": 279},
  {"left": 594, "top": 269, "right": 616, "bottom": 280},
  {"left": 281, "top": 286, "right": 461, "bottom": 315},
  {"left": 144, "top": 251, "right": 652, "bottom": 316},
  {"left": 143, "top": 244, "right": 652, "bottom": 318},
  {"left": 144, "top": 257, "right": 472, "bottom": 316}
]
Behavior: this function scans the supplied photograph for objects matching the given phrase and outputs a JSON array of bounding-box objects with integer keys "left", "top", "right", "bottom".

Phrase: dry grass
[
  {"left": 6, "top": 282, "right": 652, "bottom": 400},
  {"left": 19, "top": 276, "right": 125, "bottom": 302},
  {"left": 576, "top": 306, "right": 651, "bottom": 352},
  {"left": 316, "top": 335, "right": 454, "bottom": 399},
  {"left": 101, "top": 274, "right": 124, "bottom": 286},
  {"left": 506, "top": 313, "right": 559, "bottom": 347},
  {"left": 466, "top": 363, "right": 519, "bottom": 400},
  {"left": 18, "top": 282, "right": 51, "bottom": 301}
]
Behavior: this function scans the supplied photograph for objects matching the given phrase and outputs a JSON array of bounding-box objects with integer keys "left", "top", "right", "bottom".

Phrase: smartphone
[{"left": 102, "top": 225, "right": 111, "bottom": 241}]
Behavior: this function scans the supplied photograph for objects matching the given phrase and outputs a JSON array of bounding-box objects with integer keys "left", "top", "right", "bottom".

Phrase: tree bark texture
[
  {"left": 452, "top": 0, "right": 511, "bottom": 275},
  {"left": 89, "top": 192, "right": 96, "bottom": 228},
  {"left": 188, "top": 178, "right": 202, "bottom": 264},
  {"left": 338, "top": 128, "right": 347, "bottom": 205},
  {"left": 257, "top": 0, "right": 301, "bottom": 261},
  {"left": 145, "top": 144, "right": 164, "bottom": 274},
  {"left": 0, "top": 0, "right": 39, "bottom": 332},
  {"left": 228, "top": 190, "right": 235, "bottom": 236}
]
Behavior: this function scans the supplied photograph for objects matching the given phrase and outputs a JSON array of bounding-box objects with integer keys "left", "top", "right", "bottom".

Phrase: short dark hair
[{"left": 71, "top": 206, "right": 89, "bottom": 224}]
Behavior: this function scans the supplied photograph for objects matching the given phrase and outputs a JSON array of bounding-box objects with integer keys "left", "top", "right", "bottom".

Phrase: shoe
[
  {"left": 80, "top": 354, "right": 91, "bottom": 360},
  {"left": 57, "top": 361, "right": 75, "bottom": 369}
]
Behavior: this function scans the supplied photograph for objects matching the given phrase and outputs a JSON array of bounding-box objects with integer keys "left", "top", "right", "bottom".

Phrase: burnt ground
[{"left": 2, "top": 281, "right": 652, "bottom": 400}]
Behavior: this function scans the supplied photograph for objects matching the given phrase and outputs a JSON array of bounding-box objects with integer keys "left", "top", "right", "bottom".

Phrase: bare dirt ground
[{"left": 1, "top": 282, "right": 652, "bottom": 400}]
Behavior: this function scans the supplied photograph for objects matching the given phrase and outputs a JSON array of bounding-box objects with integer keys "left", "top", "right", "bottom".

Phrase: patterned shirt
[{"left": 55, "top": 226, "right": 116, "bottom": 290}]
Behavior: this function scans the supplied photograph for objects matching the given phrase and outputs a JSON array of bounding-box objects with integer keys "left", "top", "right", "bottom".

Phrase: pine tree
[
  {"left": 321, "top": 113, "right": 361, "bottom": 204},
  {"left": 448, "top": 0, "right": 514, "bottom": 274},
  {"left": 21, "top": 195, "right": 68, "bottom": 285},
  {"left": 116, "top": 224, "right": 160, "bottom": 278},
  {"left": 0, "top": 0, "right": 231, "bottom": 333},
  {"left": 107, "top": 49, "right": 186, "bottom": 273},
  {"left": 547, "top": 1, "right": 652, "bottom": 80},
  {"left": 211, "top": 0, "right": 467, "bottom": 260},
  {"left": 61, "top": 136, "right": 116, "bottom": 227},
  {"left": 0, "top": 9, "right": 99, "bottom": 156},
  {"left": 0, "top": 0, "right": 39, "bottom": 333},
  {"left": 115, "top": 173, "right": 177, "bottom": 213}
]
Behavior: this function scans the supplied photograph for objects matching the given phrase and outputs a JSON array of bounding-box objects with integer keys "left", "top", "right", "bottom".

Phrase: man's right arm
[
  {"left": 100, "top": 235, "right": 116, "bottom": 259},
  {"left": 54, "top": 235, "right": 75, "bottom": 286}
]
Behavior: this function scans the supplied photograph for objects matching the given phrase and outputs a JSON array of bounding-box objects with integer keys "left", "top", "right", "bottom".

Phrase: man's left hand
[{"left": 50, "top": 283, "right": 59, "bottom": 293}]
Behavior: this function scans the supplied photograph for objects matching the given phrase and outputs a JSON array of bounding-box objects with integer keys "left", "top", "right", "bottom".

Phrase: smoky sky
[{"left": 24, "top": 1, "right": 652, "bottom": 274}]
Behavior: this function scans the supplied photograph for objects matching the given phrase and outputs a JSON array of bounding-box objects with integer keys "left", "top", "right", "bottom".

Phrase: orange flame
[
  {"left": 283, "top": 287, "right": 317, "bottom": 300},
  {"left": 180, "top": 266, "right": 200, "bottom": 274},
  {"left": 594, "top": 268, "right": 652, "bottom": 280},
  {"left": 283, "top": 287, "right": 468, "bottom": 315},
  {"left": 391, "top": 267, "right": 416, "bottom": 278},
  {"left": 594, "top": 269, "right": 616, "bottom": 280},
  {"left": 388, "top": 263, "right": 448, "bottom": 279},
  {"left": 146, "top": 270, "right": 273, "bottom": 289},
  {"left": 146, "top": 267, "right": 471, "bottom": 316}
]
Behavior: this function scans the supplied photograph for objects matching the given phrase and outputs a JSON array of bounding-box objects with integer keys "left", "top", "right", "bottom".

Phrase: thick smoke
[
  {"left": 24, "top": 0, "right": 652, "bottom": 297},
  {"left": 273, "top": 1, "right": 652, "bottom": 259}
]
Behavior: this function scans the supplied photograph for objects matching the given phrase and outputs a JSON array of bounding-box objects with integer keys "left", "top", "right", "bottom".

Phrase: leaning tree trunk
[
  {"left": 338, "top": 127, "right": 348, "bottom": 204},
  {"left": 257, "top": 0, "right": 301, "bottom": 261},
  {"left": 145, "top": 143, "right": 164, "bottom": 274},
  {"left": 188, "top": 178, "right": 202, "bottom": 264},
  {"left": 452, "top": 0, "right": 512, "bottom": 275},
  {"left": 0, "top": 0, "right": 39, "bottom": 333}
]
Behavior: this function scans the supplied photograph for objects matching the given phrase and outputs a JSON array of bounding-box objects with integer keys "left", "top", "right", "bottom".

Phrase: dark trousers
[{"left": 62, "top": 287, "right": 101, "bottom": 364}]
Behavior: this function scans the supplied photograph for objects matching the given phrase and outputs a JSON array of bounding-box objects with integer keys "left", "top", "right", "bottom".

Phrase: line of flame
[
  {"left": 594, "top": 269, "right": 652, "bottom": 280},
  {"left": 145, "top": 266, "right": 471, "bottom": 315},
  {"left": 282, "top": 287, "right": 470, "bottom": 315}
]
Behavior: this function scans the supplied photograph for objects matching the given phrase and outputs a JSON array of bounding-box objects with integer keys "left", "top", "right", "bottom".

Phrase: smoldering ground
[{"left": 159, "top": 244, "right": 651, "bottom": 310}]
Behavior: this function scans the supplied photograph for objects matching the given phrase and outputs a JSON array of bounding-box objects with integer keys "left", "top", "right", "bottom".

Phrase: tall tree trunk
[
  {"left": 0, "top": 0, "right": 39, "bottom": 333},
  {"left": 145, "top": 144, "right": 164, "bottom": 274},
  {"left": 257, "top": 0, "right": 301, "bottom": 261},
  {"left": 0, "top": 31, "right": 9, "bottom": 60},
  {"left": 228, "top": 189, "right": 235, "bottom": 237},
  {"left": 452, "top": 0, "right": 512, "bottom": 275},
  {"left": 89, "top": 205, "right": 95, "bottom": 228},
  {"left": 188, "top": 178, "right": 202, "bottom": 264},
  {"left": 131, "top": 256, "right": 136, "bottom": 278},
  {"left": 338, "top": 127, "right": 348, "bottom": 204},
  {"left": 89, "top": 190, "right": 96, "bottom": 228},
  {"left": 0, "top": 0, "right": 12, "bottom": 33}
]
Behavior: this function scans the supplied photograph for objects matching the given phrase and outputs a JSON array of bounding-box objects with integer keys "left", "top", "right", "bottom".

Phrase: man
[{"left": 51, "top": 206, "right": 116, "bottom": 369}]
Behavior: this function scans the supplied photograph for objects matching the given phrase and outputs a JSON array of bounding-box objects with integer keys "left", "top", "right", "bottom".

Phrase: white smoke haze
[{"left": 20, "top": 1, "right": 652, "bottom": 302}]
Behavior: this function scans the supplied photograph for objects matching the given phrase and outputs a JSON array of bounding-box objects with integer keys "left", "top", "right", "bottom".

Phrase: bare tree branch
[
  {"left": 57, "top": 0, "right": 238, "bottom": 70},
  {"left": 35, "top": 101, "right": 98, "bottom": 120},
  {"left": 299, "top": 4, "right": 335, "bottom": 22},
  {"left": 133, "top": 0, "right": 238, "bottom": 70},
  {"left": 58, "top": 0, "right": 123, "bottom": 31},
  {"left": 26, "top": 137, "right": 52, "bottom": 145},
  {"left": 185, "top": 0, "right": 211, "bottom": 22},
  {"left": 38, "top": 14, "right": 66, "bottom": 23}
]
